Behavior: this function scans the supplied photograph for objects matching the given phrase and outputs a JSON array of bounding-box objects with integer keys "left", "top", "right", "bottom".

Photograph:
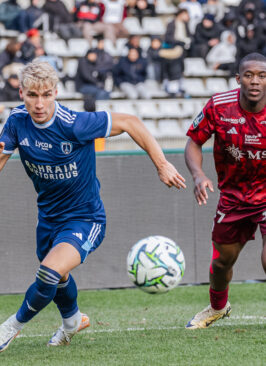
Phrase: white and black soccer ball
[{"left": 127, "top": 236, "right": 185, "bottom": 294}]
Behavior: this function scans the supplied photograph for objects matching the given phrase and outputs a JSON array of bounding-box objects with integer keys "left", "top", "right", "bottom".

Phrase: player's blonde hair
[{"left": 19, "top": 60, "right": 59, "bottom": 91}]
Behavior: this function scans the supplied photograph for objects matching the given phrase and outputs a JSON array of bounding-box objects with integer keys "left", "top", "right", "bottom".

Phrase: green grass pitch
[{"left": 0, "top": 283, "right": 265, "bottom": 366}]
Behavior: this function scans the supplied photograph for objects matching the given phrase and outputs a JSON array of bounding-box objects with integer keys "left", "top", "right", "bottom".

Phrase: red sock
[{"left": 209, "top": 287, "right": 228, "bottom": 310}]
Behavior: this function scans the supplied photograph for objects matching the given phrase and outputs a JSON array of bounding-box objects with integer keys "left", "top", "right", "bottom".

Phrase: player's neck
[{"left": 239, "top": 96, "right": 266, "bottom": 114}]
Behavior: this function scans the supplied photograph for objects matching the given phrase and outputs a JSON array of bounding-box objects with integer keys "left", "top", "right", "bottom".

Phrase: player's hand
[
  {"left": 194, "top": 174, "right": 214, "bottom": 205},
  {"left": 157, "top": 161, "right": 186, "bottom": 189},
  {"left": 0, "top": 142, "right": 5, "bottom": 154}
]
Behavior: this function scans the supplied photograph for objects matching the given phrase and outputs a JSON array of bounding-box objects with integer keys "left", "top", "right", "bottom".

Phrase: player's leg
[
  {"left": 0, "top": 241, "right": 80, "bottom": 353},
  {"left": 47, "top": 221, "right": 105, "bottom": 346},
  {"left": 186, "top": 241, "right": 241, "bottom": 329}
]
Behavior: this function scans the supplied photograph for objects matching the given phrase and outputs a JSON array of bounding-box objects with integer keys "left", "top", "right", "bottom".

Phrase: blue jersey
[{"left": 0, "top": 102, "right": 112, "bottom": 223}]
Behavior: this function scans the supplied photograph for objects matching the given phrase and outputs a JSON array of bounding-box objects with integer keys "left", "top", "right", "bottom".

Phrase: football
[{"left": 127, "top": 236, "right": 185, "bottom": 293}]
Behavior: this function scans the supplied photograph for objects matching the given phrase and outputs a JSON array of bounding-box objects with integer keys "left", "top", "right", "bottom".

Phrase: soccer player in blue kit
[{"left": 0, "top": 60, "right": 186, "bottom": 352}]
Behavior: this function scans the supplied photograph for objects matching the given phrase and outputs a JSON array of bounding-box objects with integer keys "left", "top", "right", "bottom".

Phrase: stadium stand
[{"left": 0, "top": 0, "right": 263, "bottom": 150}]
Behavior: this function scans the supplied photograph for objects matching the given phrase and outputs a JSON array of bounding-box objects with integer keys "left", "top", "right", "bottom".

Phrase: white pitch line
[{"left": 17, "top": 316, "right": 266, "bottom": 339}]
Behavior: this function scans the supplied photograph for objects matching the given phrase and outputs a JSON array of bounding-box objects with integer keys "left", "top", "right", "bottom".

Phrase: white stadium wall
[{"left": 0, "top": 152, "right": 264, "bottom": 294}]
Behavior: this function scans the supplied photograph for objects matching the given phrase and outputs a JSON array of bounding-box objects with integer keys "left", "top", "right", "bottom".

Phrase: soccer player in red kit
[{"left": 185, "top": 52, "right": 266, "bottom": 329}]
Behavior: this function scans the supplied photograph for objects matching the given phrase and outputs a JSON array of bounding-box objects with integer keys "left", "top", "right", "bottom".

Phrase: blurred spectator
[
  {"left": 100, "top": 0, "right": 129, "bottom": 45},
  {"left": 0, "top": 0, "right": 21, "bottom": 30},
  {"left": 147, "top": 35, "right": 163, "bottom": 81},
  {"left": 0, "top": 40, "right": 21, "bottom": 76},
  {"left": 206, "top": 30, "right": 236, "bottom": 76},
  {"left": 19, "top": 28, "right": 42, "bottom": 64},
  {"left": 179, "top": 0, "right": 203, "bottom": 34},
  {"left": 238, "top": 0, "right": 264, "bottom": 18},
  {"left": 235, "top": 24, "right": 262, "bottom": 67},
  {"left": 190, "top": 13, "right": 221, "bottom": 58},
  {"left": 43, "top": 0, "right": 82, "bottom": 42},
  {"left": 123, "top": 34, "right": 143, "bottom": 56},
  {"left": 113, "top": 48, "right": 151, "bottom": 99},
  {"left": 35, "top": 46, "right": 64, "bottom": 75},
  {"left": 164, "top": 8, "right": 191, "bottom": 51},
  {"left": 236, "top": 2, "right": 263, "bottom": 39},
  {"left": 218, "top": 10, "right": 238, "bottom": 35},
  {"left": 74, "top": 0, "right": 106, "bottom": 45},
  {"left": 75, "top": 49, "right": 110, "bottom": 100},
  {"left": 159, "top": 44, "right": 185, "bottom": 97},
  {"left": 94, "top": 35, "right": 114, "bottom": 80},
  {"left": 130, "top": 0, "right": 157, "bottom": 27},
  {"left": 202, "top": 0, "right": 225, "bottom": 22},
  {"left": 17, "top": 0, "right": 45, "bottom": 33},
  {"left": 0, "top": 74, "right": 20, "bottom": 101}
]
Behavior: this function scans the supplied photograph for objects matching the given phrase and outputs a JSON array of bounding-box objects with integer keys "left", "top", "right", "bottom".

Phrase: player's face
[
  {"left": 236, "top": 61, "right": 266, "bottom": 104},
  {"left": 19, "top": 86, "right": 58, "bottom": 124}
]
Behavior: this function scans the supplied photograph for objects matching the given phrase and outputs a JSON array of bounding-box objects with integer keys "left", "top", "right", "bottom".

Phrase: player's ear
[
  {"left": 19, "top": 88, "right": 23, "bottom": 100},
  {"left": 235, "top": 73, "right": 240, "bottom": 85}
]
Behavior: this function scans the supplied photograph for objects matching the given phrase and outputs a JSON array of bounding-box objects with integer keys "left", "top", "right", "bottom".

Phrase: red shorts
[{"left": 212, "top": 197, "right": 266, "bottom": 245}]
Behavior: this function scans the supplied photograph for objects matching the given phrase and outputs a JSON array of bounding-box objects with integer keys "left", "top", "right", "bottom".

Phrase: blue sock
[
  {"left": 53, "top": 274, "right": 78, "bottom": 319},
  {"left": 16, "top": 265, "right": 61, "bottom": 323}
]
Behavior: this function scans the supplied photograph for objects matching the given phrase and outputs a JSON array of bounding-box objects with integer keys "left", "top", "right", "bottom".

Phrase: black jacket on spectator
[
  {"left": 113, "top": 56, "right": 147, "bottom": 86},
  {"left": 19, "top": 40, "right": 37, "bottom": 64},
  {"left": 0, "top": 80, "right": 20, "bottom": 101},
  {"left": 190, "top": 18, "right": 221, "bottom": 58},
  {"left": 75, "top": 53, "right": 105, "bottom": 91},
  {"left": 95, "top": 49, "right": 113, "bottom": 80},
  {"left": 43, "top": 0, "right": 73, "bottom": 30}
]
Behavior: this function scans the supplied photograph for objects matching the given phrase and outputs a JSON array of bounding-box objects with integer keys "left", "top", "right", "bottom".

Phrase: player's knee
[{"left": 35, "top": 264, "right": 61, "bottom": 298}]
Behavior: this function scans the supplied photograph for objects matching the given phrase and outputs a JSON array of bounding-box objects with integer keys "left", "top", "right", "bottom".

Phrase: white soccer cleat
[
  {"left": 186, "top": 301, "right": 232, "bottom": 329},
  {"left": 47, "top": 313, "right": 90, "bottom": 346},
  {"left": 0, "top": 315, "right": 20, "bottom": 353}
]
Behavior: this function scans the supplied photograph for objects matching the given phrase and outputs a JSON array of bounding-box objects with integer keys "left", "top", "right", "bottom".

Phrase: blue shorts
[{"left": 36, "top": 217, "right": 106, "bottom": 263}]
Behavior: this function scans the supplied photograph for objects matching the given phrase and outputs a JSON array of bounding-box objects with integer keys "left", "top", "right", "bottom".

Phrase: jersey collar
[{"left": 31, "top": 101, "right": 58, "bottom": 129}]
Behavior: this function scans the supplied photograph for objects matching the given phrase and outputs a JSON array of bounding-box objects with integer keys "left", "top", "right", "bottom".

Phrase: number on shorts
[{"left": 216, "top": 210, "right": 225, "bottom": 223}]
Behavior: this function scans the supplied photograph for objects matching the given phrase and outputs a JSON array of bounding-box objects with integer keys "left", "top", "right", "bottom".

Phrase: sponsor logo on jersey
[
  {"left": 24, "top": 160, "right": 78, "bottom": 180},
  {"left": 260, "top": 121, "right": 266, "bottom": 124},
  {"left": 73, "top": 232, "right": 83, "bottom": 240},
  {"left": 226, "top": 144, "right": 245, "bottom": 161},
  {"left": 220, "top": 117, "right": 246, "bottom": 124},
  {"left": 226, "top": 144, "right": 266, "bottom": 161},
  {"left": 61, "top": 142, "right": 73, "bottom": 155},
  {"left": 192, "top": 111, "right": 204, "bottom": 129},
  {"left": 245, "top": 134, "right": 262, "bottom": 145},
  {"left": 19, "top": 138, "right": 30, "bottom": 147},
  {"left": 227, "top": 127, "right": 238, "bottom": 134},
  {"left": 35, "top": 140, "right": 53, "bottom": 151}
]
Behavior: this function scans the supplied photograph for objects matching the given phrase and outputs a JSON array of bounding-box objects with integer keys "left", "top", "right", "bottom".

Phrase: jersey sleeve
[
  {"left": 73, "top": 111, "right": 112, "bottom": 144},
  {"left": 186, "top": 98, "right": 216, "bottom": 145},
  {"left": 0, "top": 116, "right": 18, "bottom": 154}
]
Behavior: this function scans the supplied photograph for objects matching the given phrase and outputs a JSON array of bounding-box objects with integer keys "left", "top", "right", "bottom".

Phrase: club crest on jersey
[
  {"left": 61, "top": 142, "right": 73, "bottom": 155},
  {"left": 192, "top": 111, "right": 204, "bottom": 129}
]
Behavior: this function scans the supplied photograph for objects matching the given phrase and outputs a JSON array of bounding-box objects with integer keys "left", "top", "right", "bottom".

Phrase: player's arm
[
  {"left": 184, "top": 137, "right": 213, "bottom": 205},
  {"left": 110, "top": 113, "right": 186, "bottom": 189},
  {"left": 0, "top": 142, "right": 11, "bottom": 172}
]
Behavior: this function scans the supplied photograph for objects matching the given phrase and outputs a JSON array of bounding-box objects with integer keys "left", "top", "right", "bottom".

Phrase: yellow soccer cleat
[{"left": 186, "top": 301, "right": 232, "bottom": 329}]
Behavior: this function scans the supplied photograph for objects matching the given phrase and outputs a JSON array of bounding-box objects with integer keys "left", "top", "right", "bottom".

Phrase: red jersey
[{"left": 187, "top": 88, "right": 266, "bottom": 206}]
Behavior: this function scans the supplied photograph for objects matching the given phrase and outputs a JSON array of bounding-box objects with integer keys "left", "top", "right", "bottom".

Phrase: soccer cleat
[
  {"left": 0, "top": 315, "right": 20, "bottom": 353},
  {"left": 47, "top": 313, "right": 90, "bottom": 346},
  {"left": 186, "top": 301, "right": 232, "bottom": 329}
]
